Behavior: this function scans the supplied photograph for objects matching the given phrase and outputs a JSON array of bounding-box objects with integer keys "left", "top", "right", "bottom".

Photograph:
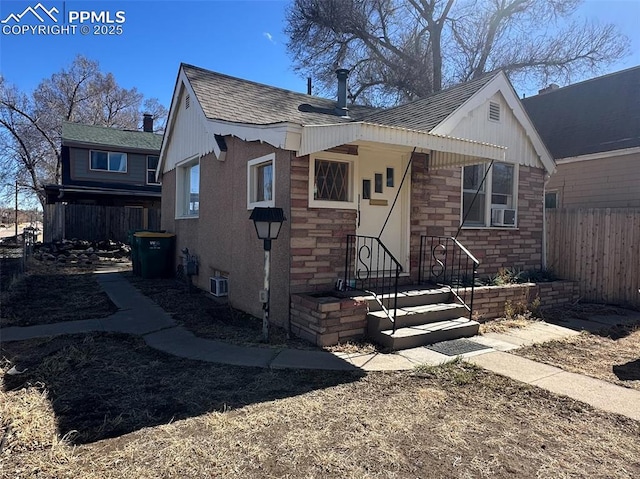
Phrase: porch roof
[{"left": 298, "top": 122, "right": 506, "bottom": 167}]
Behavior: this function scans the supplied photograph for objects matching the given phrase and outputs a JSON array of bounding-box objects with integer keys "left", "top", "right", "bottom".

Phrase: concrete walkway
[{"left": 2, "top": 269, "right": 640, "bottom": 421}]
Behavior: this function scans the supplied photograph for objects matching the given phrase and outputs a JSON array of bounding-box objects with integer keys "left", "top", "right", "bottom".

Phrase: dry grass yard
[
  {"left": 2, "top": 260, "right": 640, "bottom": 477},
  {"left": 516, "top": 321, "right": 640, "bottom": 391},
  {"left": 0, "top": 260, "right": 117, "bottom": 328},
  {"left": 1, "top": 333, "right": 639, "bottom": 478}
]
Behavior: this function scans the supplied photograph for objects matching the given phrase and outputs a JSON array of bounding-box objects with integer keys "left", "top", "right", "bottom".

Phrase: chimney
[
  {"left": 143, "top": 113, "right": 154, "bottom": 132},
  {"left": 335, "top": 68, "right": 349, "bottom": 116},
  {"left": 538, "top": 83, "right": 560, "bottom": 95}
]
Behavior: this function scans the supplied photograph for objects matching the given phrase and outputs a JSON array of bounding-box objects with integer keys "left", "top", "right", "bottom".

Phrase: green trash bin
[
  {"left": 134, "top": 232, "right": 176, "bottom": 279},
  {"left": 128, "top": 229, "right": 145, "bottom": 276}
]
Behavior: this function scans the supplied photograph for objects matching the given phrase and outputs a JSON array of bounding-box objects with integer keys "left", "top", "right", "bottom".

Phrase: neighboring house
[
  {"left": 158, "top": 63, "right": 554, "bottom": 346},
  {"left": 43, "top": 116, "right": 163, "bottom": 242},
  {"left": 522, "top": 66, "right": 640, "bottom": 209}
]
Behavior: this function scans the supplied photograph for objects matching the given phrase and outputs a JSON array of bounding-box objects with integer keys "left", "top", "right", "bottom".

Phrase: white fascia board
[
  {"left": 555, "top": 146, "right": 640, "bottom": 164},
  {"left": 158, "top": 67, "right": 212, "bottom": 177},
  {"left": 206, "top": 119, "right": 302, "bottom": 152},
  {"left": 431, "top": 72, "right": 556, "bottom": 174},
  {"left": 299, "top": 122, "right": 506, "bottom": 162}
]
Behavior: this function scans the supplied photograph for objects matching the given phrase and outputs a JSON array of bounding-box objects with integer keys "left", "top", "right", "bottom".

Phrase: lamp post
[{"left": 249, "top": 207, "right": 286, "bottom": 341}]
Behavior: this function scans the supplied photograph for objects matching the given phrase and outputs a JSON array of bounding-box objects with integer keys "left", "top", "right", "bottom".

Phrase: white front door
[{"left": 356, "top": 148, "right": 410, "bottom": 272}]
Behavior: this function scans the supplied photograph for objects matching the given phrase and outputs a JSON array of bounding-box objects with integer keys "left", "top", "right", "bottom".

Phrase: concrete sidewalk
[{"left": 2, "top": 269, "right": 639, "bottom": 421}]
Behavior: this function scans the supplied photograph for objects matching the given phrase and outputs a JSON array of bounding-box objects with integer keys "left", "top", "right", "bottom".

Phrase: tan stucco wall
[
  {"left": 547, "top": 152, "right": 640, "bottom": 208},
  {"left": 161, "top": 137, "right": 292, "bottom": 327}
]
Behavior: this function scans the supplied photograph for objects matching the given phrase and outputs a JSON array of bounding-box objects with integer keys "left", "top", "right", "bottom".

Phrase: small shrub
[
  {"left": 482, "top": 267, "right": 560, "bottom": 286},
  {"left": 504, "top": 295, "right": 541, "bottom": 321}
]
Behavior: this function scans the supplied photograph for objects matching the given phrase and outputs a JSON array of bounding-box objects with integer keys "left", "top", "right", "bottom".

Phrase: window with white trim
[
  {"left": 147, "top": 155, "right": 160, "bottom": 185},
  {"left": 176, "top": 158, "right": 200, "bottom": 218},
  {"left": 247, "top": 153, "right": 275, "bottom": 208},
  {"left": 308, "top": 154, "right": 357, "bottom": 209},
  {"left": 462, "top": 162, "right": 517, "bottom": 227},
  {"left": 90, "top": 150, "right": 127, "bottom": 173},
  {"left": 545, "top": 191, "right": 558, "bottom": 209}
]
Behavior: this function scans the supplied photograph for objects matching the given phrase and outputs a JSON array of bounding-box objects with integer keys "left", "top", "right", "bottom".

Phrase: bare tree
[
  {"left": 0, "top": 55, "right": 168, "bottom": 208},
  {"left": 286, "top": 0, "right": 629, "bottom": 105}
]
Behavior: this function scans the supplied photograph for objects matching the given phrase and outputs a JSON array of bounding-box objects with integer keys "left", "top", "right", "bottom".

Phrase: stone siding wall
[
  {"left": 289, "top": 156, "right": 356, "bottom": 294},
  {"left": 410, "top": 162, "right": 545, "bottom": 279},
  {"left": 290, "top": 294, "right": 368, "bottom": 346},
  {"left": 472, "top": 280, "right": 580, "bottom": 320}
]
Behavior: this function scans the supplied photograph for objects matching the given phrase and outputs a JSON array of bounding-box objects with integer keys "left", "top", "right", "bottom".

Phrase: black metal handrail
[
  {"left": 419, "top": 236, "right": 479, "bottom": 319},
  {"left": 344, "top": 235, "right": 403, "bottom": 332}
]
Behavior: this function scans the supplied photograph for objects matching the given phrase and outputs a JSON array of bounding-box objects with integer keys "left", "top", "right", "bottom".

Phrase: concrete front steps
[{"left": 365, "top": 286, "right": 480, "bottom": 350}]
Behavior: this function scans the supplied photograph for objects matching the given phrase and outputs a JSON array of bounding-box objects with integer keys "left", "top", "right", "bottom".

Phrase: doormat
[{"left": 425, "top": 338, "right": 491, "bottom": 356}]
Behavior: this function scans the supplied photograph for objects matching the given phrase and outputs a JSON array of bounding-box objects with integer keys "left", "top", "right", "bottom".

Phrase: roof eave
[{"left": 299, "top": 122, "right": 506, "bottom": 164}]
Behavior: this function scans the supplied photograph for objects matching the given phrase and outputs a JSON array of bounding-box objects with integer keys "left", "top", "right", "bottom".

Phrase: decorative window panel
[{"left": 314, "top": 159, "right": 349, "bottom": 202}]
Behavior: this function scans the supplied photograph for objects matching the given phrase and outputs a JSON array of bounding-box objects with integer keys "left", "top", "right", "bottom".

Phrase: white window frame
[
  {"left": 175, "top": 156, "right": 200, "bottom": 219},
  {"left": 308, "top": 153, "right": 357, "bottom": 209},
  {"left": 89, "top": 150, "right": 128, "bottom": 173},
  {"left": 247, "top": 153, "right": 275, "bottom": 209},
  {"left": 461, "top": 162, "right": 519, "bottom": 228},
  {"left": 545, "top": 190, "right": 558, "bottom": 209},
  {"left": 147, "top": 155, "right": 160, "bottom": 185}
]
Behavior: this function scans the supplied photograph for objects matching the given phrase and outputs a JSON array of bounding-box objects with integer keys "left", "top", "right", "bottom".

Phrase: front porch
[{"left": 290, "top": 278, "right": 580, "bottom": 348}]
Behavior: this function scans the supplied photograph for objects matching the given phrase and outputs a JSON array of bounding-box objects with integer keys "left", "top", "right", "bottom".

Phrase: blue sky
[{"left": 0, "top": 0, "right": 639, "bottom": 108}]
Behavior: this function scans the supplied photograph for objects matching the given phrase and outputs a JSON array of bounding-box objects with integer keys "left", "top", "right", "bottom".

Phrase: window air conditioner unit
[
  {"left": 491, "top": 208, "right": 516, "bottom": 226},
  {"left": 210, "top": 276, "right": 229, "bottom": 297}
]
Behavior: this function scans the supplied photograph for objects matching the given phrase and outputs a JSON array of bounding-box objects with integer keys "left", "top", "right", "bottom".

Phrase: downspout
[{"left": 542, "top": 171, "right": 551, "bottom": 269}]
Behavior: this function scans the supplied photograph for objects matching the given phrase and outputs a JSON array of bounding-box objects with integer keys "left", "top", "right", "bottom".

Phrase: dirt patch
[
  {"left": 124, "top": 273, "right": 315, "bottom": 349},
  {"left": 0, "top": 259, "right": 118, "bottom": 327},
  {"left": 2, "top": 334, "right": 640, "bottom": 478},
  {"left": 516, "top": 322, "right": 640, "bottom": 391}
]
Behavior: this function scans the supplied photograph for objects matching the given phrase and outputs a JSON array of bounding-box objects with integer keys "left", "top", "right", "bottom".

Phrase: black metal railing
[
  {"left": 344, "top": 235, "right": 403, "bottom": 332},
  {"left": 419, "top": 236, "right": 479, "bottom": 319}
]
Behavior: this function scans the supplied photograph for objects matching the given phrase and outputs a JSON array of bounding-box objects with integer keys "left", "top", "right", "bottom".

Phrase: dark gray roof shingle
[
  {"left": 522, "top": 66, "right": 640, "bottom": 159},
  {"left": 359, "top": 72, "right": 500, "bottom": 131},
  {"left": 182, "top": 64, "right": 375, "bottom": 126},
  {"left": 62, "top": 122, "right": 162, "bottom": 152},
  {"left": 182, "top": 64, "right": 502, "bottom": 133}
]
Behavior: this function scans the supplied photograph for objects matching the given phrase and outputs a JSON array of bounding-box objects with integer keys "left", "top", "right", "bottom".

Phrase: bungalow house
[
  {"left": 522, "top": 66, "right": 640, "bottom": 209},
  {"left": 43, "top": 118, "right": 163, "bottom": 242},
  {"left": 158, "top": 64, "right": 554, "bottom": 348}
]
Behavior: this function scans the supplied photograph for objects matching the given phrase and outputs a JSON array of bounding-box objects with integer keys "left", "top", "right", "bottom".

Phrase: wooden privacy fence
[
  {"left": 546, "top": 208, "right": 640, "bottom": 309},
  {"left": 44, "top": 204, "right": 161, "bottom": 243}
]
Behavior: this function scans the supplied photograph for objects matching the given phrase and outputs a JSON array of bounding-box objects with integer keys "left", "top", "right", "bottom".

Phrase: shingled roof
[
  {"left": 359, "top": 72, "right": 501, "bottom": 131},
  {"left": 62, "top": 122, "right": 162, "bottom": 152},
  {"left": 522, "top": 66, "right": 640, "bottom": 159},
  {"left": 182, "top": 64, "right": 375, "bottom": 126},
  {"left": 182, "top": 64, "right": 502, "bottom": 132}
]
